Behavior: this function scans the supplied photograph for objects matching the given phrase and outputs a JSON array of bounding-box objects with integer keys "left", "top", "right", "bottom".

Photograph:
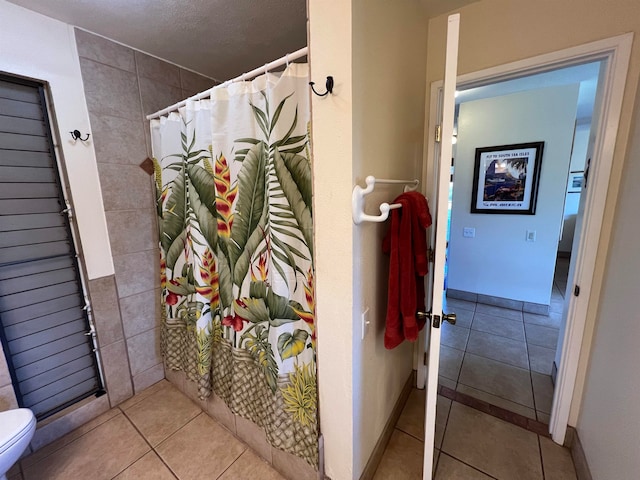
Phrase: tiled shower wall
[{"left": 75, "top": 29, "right": 217, "bottom": 402}]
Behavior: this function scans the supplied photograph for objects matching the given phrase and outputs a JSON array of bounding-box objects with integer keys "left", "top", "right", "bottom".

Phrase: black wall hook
[
  {"left": 310, "top": 76, "right": 334, "bottom": 97},
  {"left": 70, "top": 129, "right": 90, "bottom": 142}
]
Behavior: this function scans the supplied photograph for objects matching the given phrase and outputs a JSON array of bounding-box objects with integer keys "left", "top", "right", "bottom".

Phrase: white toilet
[{"left": 0, "top": 408, "right": 36, "bottom": 480}]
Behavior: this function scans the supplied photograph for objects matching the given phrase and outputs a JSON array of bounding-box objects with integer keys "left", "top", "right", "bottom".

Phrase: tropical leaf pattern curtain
[{"left": 150, "top": 64, "right": 317, "bottom": 467}]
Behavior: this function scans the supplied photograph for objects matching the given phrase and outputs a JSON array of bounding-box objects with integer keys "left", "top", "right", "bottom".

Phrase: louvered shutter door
[{"left": 0, "top": 76, "right": 102, "bottom": 419}]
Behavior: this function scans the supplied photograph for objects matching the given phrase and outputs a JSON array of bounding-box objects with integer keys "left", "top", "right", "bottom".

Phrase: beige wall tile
[
  {"left": 139, "top": 77, "right": 183, "bottom": 117},
  {"left": 75, "top": 29, "right": 135, "bottom": 72},
  {"left": 0, "top": 341, "right": 11, "bottom": 386},
  {"left": 79, "top": 58, "right": 141, "bottom": 120},
  {"left": 97, "top": 164, "right": 154, "bottom": 212},
  {"left": 88, "top": 275, "right": 124, "bottom": 347},
  {"left": 126, "top": 327, "right": 161, "bottom": 376},
  {"left": 441, "top": 402, "right": 542, "bottom": 480},
  {"left": 0, "top": 384, "right": 19, "bottom": 411},
  {"left": 203, "top": 390, "right": 236, "bottom": 434},
  {"left": 156, "top": 413, "right": 245, "bottom": 479},
  {"left": 235, "top": 415, "right": 272, "bottom": 463},
  {"left": 119, "top": 288, "right": 161, "bottom": 339},
  {"left": 132, "top": 363, "right": 164, "bottom": 394},
  {"left": 113, "top": 249, "right": 159, "bottom": 298},
  {"left": 113, "top": 451, "right": 175, "bottom": 480},
  {"left": 219, "top": 450, "right": 284, "bottom": 480},
  {"left": 106, "top": 209, "right": 157, "bottom": 257},
  {"left": 99, "top": 340, "right": 133, "bottom": 407},
  {"left": 30, "top": 395, "right": 110, "bottom": 451},
  {"left": 163, "top": 367, "right": 185, "bottom": 392},
  {"left": 124, "top": 381, "right": 200, "bottom": 447},
  {"left": 23, "top": 414, "right": 149, "bottom": 480},
  {"left": 179, "top": 68, "right": 217, "bottom": 97},
  {"left": 135, "top": 51, "right": 180, "bottom": 88},
  {"left": 89, "top": 113, "right": 147, "bottom": 166}
]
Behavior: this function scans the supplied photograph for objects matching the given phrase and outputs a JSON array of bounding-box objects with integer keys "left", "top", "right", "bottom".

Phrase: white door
[{"left": 422, "top": 13, "right": 460, "bottom": 480}]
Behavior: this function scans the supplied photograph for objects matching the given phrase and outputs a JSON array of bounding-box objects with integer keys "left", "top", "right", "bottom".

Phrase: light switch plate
[
  {"left": 463, "top": 227, "right": 475, "bottom": 238},
  {"left": 526, "top": 230, "right": 536, "bottom": 242}
]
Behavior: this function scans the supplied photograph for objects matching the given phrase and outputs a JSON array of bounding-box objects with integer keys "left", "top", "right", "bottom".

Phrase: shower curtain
[{"left": 150, "top": 63, "right": 317, "bottom": 467}]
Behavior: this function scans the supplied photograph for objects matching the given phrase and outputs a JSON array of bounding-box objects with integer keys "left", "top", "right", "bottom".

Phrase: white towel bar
[{"left": 352, "top": 176, "right": 419, "bottom": 224}]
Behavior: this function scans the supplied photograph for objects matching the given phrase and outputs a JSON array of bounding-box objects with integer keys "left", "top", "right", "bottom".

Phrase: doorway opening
[{"left": 437, "top": 60, "right": 602, "bottom": 427}]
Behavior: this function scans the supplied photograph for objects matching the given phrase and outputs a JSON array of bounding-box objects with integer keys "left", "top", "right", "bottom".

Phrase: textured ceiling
[
  {"left": 6, "top": 0, "right": 307, "bottom": 81},
  {"left": 7, "top": 0, "right": 482, "bottom": 81}
]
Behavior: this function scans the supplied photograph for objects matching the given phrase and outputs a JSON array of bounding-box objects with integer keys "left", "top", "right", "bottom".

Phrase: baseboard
[
  {"left": 447, "top": 288, "right": 550, "bottom": 314},
  {"left": 565, "top": 426, "right": 593, "bottom": 480},
  {"left": 359, "top": 371, "right": 414, "bottom": 480}
]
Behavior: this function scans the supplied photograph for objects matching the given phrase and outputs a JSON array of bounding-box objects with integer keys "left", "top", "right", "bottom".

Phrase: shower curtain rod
[{"left": 146, "top": 46, "right": 308, "bottom": 120}]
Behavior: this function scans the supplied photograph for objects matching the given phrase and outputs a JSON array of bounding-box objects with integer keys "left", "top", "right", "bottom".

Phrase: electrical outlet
[
  {"left": 361, "top": 308, "right": 370, "bottom": 340},
  {"left": 463, "top": 227, "right": 475, "bottom": 238},
  {"left": 526, "top": 230, "right": 536, "bottom": 242}
]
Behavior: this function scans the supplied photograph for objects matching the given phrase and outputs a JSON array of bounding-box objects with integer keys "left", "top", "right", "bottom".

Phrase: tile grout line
[
  {"left": 437, "top": 451, "right": 499, "bottom": 479},
  {"left": 440, "top": 385, "right": 550, "bottom": 437},
  {"left": 537, "top": 434, "right": 547, "bottom": 480},
  {"left": 116, "top": 404, "right": 199, "bottom": 480},
  {"left": 213, "top": 449, "right": 248, "bottom": 480},
  {"left": 523, "top": 312, "right": 539, "bottom": 420}
]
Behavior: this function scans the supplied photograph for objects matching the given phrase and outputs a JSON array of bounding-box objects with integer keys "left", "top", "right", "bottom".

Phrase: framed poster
[
  {"left": 567, "top": 171, "right": 584, "bottom": 193},
  {"left": 470, "top": 142, "right": 545, "bottom": 215}
]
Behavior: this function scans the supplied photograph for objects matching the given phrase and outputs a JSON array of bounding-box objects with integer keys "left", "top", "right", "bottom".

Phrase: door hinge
[
  {"left": 574, "top": 285, "right": 580, "bottom": 296},
  {"left": 61, "top": 200, "right": 73, "bottom": 218},
  {"left": 428, "top": 247, "right": 434, "bottom": 263},
  {"left": 424, "top": 352, "right": 428, "bottom": 366},
  {"left": 435, "top": 124, "right": 442, "bottom": 143}
]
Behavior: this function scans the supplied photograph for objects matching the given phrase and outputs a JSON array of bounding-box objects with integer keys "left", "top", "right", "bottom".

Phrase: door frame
[{"left": 423, "top": 32, "right": 632, "bottom": 444}]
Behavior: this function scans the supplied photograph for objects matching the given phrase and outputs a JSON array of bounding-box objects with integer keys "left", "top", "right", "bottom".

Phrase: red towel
[{"left": 382, "top": 192, "right": 432, "bottom": 349}]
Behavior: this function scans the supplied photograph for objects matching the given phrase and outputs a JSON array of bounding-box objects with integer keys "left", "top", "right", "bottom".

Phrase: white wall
[
  {"left": 576, "top": 79, "right": 640, "bottom": 480},
  {"left": 308, "top": 0, "right": 354, "bottom": 478},
  {"left": 0, "top": 0, "right": 113, "bottom": 279},
  {"left": 448, "top": 85, "right": 579, "bottom": 305},
  {"left": 310, "top": 0, "right": 428, "bottom": 477},
  {"left": 351, "top": 0, "right": 427, "bottom": 476}
]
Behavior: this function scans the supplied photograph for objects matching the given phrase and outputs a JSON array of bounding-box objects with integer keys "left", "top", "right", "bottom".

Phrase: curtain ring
[
  {"left": 285, "top": 54, "right": 290, "bottom": 67},
  {"left": 241, "top": 72, "right": 247, "bottom": 82},
  {"left": 264, "top": 63, "right": 269, "bottom": 75}
]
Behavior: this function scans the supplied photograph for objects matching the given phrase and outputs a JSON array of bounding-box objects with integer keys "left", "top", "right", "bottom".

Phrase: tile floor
[
  {"left": 374, "top": 388, "right": 577, "bottom": 479},
  {"left": 437, "top": 258, "right": 570, "bottom": 424},
  {"left": 9, "top": 380, "right": 286, "bottom": 480}
]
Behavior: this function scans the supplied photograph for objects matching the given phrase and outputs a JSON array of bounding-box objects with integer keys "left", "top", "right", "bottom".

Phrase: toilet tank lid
[{"left": 0, "top": 408, "right": 35, "bottom": 447}]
